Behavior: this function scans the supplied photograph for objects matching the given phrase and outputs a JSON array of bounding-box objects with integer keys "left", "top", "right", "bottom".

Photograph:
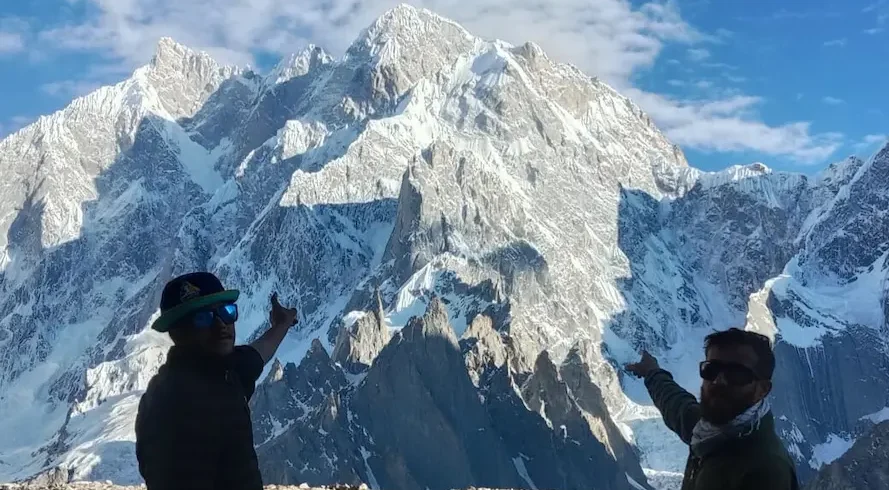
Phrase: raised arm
[
  {"left": 249, "top": 293, "right": 298, "bottom": 364},
  {"left": 626, "top": 351, "right": 701, "bottom": 444}
]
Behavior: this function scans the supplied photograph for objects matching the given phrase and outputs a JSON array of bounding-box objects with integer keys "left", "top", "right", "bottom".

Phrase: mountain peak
[
  {"left": 375, "top": 4, "right": 446, "bottom": 28},
  {"left": 347, "top": 4, "right": 473, "bottom": 63},
  {"left": 267, "top": 45, "right": 332, "bottom": 85},
  {"left": 151, "top": 37, "right": 217, "bottom": 72},
  {"left": 142, "top": 37, "right": 240, "bottom": 119}
]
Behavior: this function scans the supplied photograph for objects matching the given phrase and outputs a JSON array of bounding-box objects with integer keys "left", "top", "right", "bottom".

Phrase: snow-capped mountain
[{"left": 0, "top": 5, "right": 886, "bottom": 489}]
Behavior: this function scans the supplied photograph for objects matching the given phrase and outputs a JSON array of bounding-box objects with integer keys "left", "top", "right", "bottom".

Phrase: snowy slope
[{"left": 0, "top": 5, "right": 886, "bottom": 488}]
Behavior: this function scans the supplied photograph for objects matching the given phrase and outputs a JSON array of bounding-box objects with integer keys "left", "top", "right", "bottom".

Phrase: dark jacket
[
  {"left": 644, "top": 369, "right": 799, "bottom": 490},
  {"left": 136, "top": 345, "right": 265, "bottom": 490}
]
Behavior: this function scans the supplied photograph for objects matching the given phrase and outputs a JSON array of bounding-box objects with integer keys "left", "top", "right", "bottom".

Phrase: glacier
[{"left": 0, "top": 4, "right": 886, "bottom": 489}]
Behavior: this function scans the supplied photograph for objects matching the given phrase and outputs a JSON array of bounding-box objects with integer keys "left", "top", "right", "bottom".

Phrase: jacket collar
[{"left": 166, "top": 345, "right": 234, "bottom": 375}]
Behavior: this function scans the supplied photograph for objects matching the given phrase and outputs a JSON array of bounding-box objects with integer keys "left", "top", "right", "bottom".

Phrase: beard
[{"left": 700, "top": 390, "right": 753, "bottom": 425}]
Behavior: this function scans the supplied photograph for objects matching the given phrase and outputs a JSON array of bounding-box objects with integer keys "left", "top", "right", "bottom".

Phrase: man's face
[
  {"left": 699, "top": 344, "right": 771, "bottom": 425},
  {"left": 177, "top": 302, "right": 237, "bottom": 356}
]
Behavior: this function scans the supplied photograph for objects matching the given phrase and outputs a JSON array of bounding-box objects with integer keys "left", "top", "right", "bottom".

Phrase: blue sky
[{"left": 0, "top": 0, "right": 886, "bottom": 173}]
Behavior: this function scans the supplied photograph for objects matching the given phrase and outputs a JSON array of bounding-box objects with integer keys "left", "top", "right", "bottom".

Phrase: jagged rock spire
[{"left": 332, "top": 296, "right": 392, "bottom": 374}]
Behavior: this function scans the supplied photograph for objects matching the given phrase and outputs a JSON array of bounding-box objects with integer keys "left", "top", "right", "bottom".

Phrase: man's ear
[{"left": 169, "top": 326, "right": 188, "bottom": 345}]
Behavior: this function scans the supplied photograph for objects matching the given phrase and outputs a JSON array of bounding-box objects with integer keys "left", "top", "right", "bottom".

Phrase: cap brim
[{"left": 151, "top": 290, "right": 240, "bottom": 333}]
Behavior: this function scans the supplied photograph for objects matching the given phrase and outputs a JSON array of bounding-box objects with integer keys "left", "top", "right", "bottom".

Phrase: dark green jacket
[{"left": 644, "top": 369, "right": 800, "bottom": 490}]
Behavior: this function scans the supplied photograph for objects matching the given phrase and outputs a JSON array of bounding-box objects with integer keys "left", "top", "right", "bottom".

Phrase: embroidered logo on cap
[{"left": 180, "top": 281, "right": 202, "bottom": 301}]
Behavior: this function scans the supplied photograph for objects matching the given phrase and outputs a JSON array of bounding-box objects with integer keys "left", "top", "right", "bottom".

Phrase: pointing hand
[
  {"left": 625, "top": 350, "right": 660, "bottom": 378},
  {"left": 269, "top": 292, "right": 298, "bottom": 329}
]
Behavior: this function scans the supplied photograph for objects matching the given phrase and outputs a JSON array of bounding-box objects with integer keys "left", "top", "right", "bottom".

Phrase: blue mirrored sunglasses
[{"left": 191, "top": 303, "right": 238, "bottom": 328}]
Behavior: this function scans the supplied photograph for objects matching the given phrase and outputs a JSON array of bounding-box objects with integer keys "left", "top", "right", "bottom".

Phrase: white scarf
[{"left": 690, "top": 397, "right": 771, "bottom": 457}]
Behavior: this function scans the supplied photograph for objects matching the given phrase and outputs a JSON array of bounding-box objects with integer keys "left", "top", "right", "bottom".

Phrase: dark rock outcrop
[
  {"left": 332, "top": 290, "right": 390, "bottom": 374},
  {"left": 352, "top": 297, "right": 523, "bottom": 490},
  {"left": 805, "top": 421, "right": 889, "bottom": 490}
]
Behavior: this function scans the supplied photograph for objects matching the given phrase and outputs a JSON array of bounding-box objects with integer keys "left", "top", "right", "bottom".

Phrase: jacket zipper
[{"left": 688, "top": 457, "right": 702, "bottom": 485}]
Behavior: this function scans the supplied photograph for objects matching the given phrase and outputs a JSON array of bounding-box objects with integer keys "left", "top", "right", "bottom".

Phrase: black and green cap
[{"left": 152, "top": 272, "right": 240, "bottom": 333}]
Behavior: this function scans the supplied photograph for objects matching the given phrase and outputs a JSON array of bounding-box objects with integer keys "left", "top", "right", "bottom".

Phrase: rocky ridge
[{"left": 0, "top": 4, "right": 886, "bottom": 490}]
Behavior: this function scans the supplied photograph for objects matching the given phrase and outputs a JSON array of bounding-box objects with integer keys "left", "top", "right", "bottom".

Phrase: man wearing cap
[{"left": 135, "top": 272, "right": 298, "bottom": 490}]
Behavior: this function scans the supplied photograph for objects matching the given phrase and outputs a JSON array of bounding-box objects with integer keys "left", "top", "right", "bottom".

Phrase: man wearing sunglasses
[
  {"left": 626, "top": 328, "right": 798, "bottom": 490},
  {"left": 135, "top": 272, "right": 298, "bottom": 490}
]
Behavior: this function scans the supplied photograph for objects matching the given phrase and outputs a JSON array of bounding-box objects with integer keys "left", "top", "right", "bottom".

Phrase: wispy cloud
[
  {"left": 0, "top": 31, "right": 23, "bottom": 54},
  {"left": 702, "top": 61, "right": 738, "bottom": 70},
  {"left": 853, "top": 133, "right": 887, "bottom": 153},
  {"left": 742, "top": 9, "right": 843, "bottom": 22},
  {"left": 0, "top": 115, "right": 34, "bottom": 139},
  {"left": 0, "top": 17, "right": 28, "bottom": 55},
  {"left": 41, "top": 80, "right": 103, "bottom": 98},
  {"left": 822, "top": 96, "right": 845, "bottom": 105},
  {"left": 694, "top": 80, "right": 714, "bottom": 89},
  {"left": 863, "top": 1, "right": 886, "bottom": 13},
  {"left": 627, "top": 90, "right": 844, "bottom": 164},
  {"left": 864, "top": 27, "right": 884, "bottom": 34},
  {"left": 687, "top": 48, "right": 710, "bottom": 61},
  {"left": 796, "top": 93, "right": 804, "bottom": 101},
  {"left": 31, "top": 0, "right": 715, "bottom": 88},
  {"left": 667, "top": 79, "right": 685, "bottom": 87},
  {"left": 724, "top": 74, "right": 746, "bottom": 83},
  {"left": 823, "top": 38, "right": 847, "bottom": 47},
  {"left": 13, "top": 0, "right": 845, "bottom": 165}
]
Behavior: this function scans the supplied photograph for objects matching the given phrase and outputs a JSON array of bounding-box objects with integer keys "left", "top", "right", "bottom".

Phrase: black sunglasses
[
  {"left": 190, "top": 303, "right": 238, "bottom": 328},
  {"left": 699, "top": 360, "right": 760, "bottom": 386}
]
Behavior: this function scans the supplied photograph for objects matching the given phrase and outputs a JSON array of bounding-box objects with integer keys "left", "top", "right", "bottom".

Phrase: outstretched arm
[
  {"left": 249, "top": 293, "right": 298, "bottom": 365},
  {"left": 626, "top": 351, "right": 701, "bottom": 444}
]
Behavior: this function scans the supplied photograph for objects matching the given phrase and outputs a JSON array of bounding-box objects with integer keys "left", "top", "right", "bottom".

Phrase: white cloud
[
  {"left": 25, "top": 0, "right": 844, "bottom": 165},
  {"left": 0, "top": 17, "right": 28, "bottom": 55},
  {"left": 822, "top": 96, "right": 845, "bottom": 105},
  {"left": 687, "top": 48, "right": 710, "bottom": 61},
  {"left": 694, "top": 80, "right": 713, "bottom": 89},
  {"left": 853, "top": 134, "right": 887, "bottom": 153},
  {"left": 0, "top": 31, "right": 23, "bottom": 54},
  {"left": 702, "top": 61, "right": 738, "bottom": 70},
  {"left": 823, "top": 38, "right": 847, "bottom": 47},
  {"left": 753, "top": 9, "right": 842, "bottom": 21},
  {"left": 864, "top": 27, "right": 884, "bottom": 34},
  {"left": 33, "top": 0, "right": 708, "bottom": 83},
  {"left": 627, "top": 89, "right": 843, "bottom": 164},
  {"left": 862, "top": 1, "right": 886, "bottom": 13},
  {"left": 41, "top": 80, "right": 104, "bottom": 98},
  {"left": 667, "top": 79, "right": 685, "bottom": 87}
]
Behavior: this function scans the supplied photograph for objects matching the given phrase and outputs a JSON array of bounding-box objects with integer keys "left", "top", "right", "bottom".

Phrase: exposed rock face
[
  {"left": 805, "top": 421, "right": 889, "bottom": 490},
  {"left": 332, "top": 291, "right": 391, "bottom": 374},
  {"left": 352, "top": 297, "right": 522, "bottom": 490},
  {"left": 742, "top": 148, "right": 889, "bottom": 480},
  {"left": 0, "top": 4, "right": 887, "bottom": 489},
  {"left": 251, "top": 299, "right": 646, "bottom": 490}
]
